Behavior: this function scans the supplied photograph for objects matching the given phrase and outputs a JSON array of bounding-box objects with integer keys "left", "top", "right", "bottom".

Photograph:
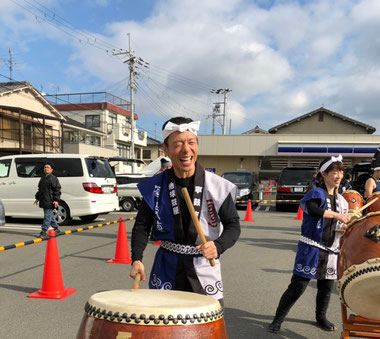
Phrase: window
[
  {"left": 318, "top": 112, "right": 324, "bottom": 122},
  {"left": 15, "top": 158, "right": 84, "bottom": 177},
  {"left": 117, "top": 143, "right": 130, "bottom": 158},
  {"left": 0, "top": 160, "right": 11, "bottom": 178},
  {"left": 108, "top": 112, "right": 117, "bottom": 127},
  {"left": 15, "top": 158, "right": 45, "bottom": 178},
  {"left": 85, "top": 158, "right": 114, "bottom": 178},
  {"left": 63, "top": 131, "right": 79, "bottom": 143},
  {"left": 143, "top": 150, "right": 151, "bottom": 159},
  {"left": 52, "top": 158, "right": 84, "bottom": 177},
  {"left": 1, "top": 117, "right": 19, "bottom": 140},
  {"left": 85, "top": 115, "right": 100, "bottom": 128}
]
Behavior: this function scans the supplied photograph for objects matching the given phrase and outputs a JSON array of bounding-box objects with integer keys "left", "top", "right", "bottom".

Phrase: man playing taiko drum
[
  {"left": 130, "top": 117, "right": 241, "bottom": 307},
  {"left": 268, "top": 155, "right": 352, "bottom": 333}
]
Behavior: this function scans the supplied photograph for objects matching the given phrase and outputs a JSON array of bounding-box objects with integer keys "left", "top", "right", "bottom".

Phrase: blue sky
[{"left": 1, "top": 0, "right": 380, "bottom": 138}]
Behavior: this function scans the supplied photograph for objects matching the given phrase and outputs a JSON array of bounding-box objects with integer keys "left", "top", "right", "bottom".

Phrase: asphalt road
[{"left": 0, "top": 208, "right": 347, "bottom": 339}]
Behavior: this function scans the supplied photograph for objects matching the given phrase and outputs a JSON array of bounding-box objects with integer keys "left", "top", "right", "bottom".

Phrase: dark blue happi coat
[
  {"left": 293, "top": 188, "right": 327, "bottom": 279},
  {"left": 138, "top": 170, "right": 187, "bottom": 290}
]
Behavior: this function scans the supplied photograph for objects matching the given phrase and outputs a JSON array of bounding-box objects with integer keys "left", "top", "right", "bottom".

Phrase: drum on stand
[
  {"left": 342, "top": 190, "right": 363, "bottom": 215},
  {"left": 337, "top": 212, "right": 380, "bottom": 320},
  {"left": 76, "top": 289, "right": 228, "bottom": 339},
  {"left": 366, "top": 191, "right": 380, "bottom": 213}
]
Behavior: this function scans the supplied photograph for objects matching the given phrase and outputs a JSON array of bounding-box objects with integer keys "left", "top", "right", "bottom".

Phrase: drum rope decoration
[{"left": 337, "top": 211, "right": 380, "bottom": 320}]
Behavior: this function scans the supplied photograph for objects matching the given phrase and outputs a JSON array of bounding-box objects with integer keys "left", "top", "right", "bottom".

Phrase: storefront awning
[{"left": 278, "top": 143, "right": 378, "bottom": 157}]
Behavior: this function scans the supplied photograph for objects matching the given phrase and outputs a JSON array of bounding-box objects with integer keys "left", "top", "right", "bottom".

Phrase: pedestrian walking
[{"left": 34, "top": 162, "right": 61, "bottom": 237}]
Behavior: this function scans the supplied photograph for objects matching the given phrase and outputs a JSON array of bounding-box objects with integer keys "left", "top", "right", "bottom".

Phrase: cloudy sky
[{"left": 1, "top": 0, "right": 380, "bottom": 138}]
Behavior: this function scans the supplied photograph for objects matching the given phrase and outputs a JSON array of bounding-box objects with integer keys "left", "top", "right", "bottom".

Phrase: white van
[{"left": 0, "top": 154, "right": 119, "bottom": 225}]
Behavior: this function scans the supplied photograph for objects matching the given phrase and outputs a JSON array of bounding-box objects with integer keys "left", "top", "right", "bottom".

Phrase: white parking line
[
  {"left": 265, "top": 207, "right": 270, "bottom": 212},
  {"left": 255, "top": 206, "right": 261, "bottom": 211},
  {"left": 1, "top": 225, "right": 41, "bottom": 230}
]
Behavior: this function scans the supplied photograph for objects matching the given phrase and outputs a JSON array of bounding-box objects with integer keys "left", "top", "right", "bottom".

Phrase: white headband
[
  {"left": 162, "top": 121, "right": 200, "bottom": 140},
  {"left": 319, "top": 154, "right": 343, "bottom": 173},
  {"left": 374, "top": 167, "right": 380, "bottom": 171}
]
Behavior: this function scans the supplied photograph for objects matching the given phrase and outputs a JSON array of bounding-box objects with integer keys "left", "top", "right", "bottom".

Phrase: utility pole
[
  {"left": 210, "top": 88, "right": 232, "bottom": 134},
  {"left": 8, "top": 48, "right": 13, "bottom": 80},
  {"left": 113, "top": 33, "right": 137, "bottom": 173}
]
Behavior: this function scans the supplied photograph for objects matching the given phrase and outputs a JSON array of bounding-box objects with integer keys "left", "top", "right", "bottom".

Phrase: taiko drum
[
  {"left": 76, "top": 289, "right": 228, "bottom": 339},
  {"left": 337, "top": 212, "right": 380, "bottom": 320},
  {"left": 342, "top": 190, "right": 363, "bottom": 214},
  {"left": 366, "top": 191, "right": 380, "bottom": 213}
]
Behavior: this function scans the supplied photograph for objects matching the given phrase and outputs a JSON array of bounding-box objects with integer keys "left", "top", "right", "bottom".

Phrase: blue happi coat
[
  {"left": 138, "top": 167, "right": 236, "bottom": 298},
  {"left": 293, "top": 188, "right": 347, "bottom": 279}
]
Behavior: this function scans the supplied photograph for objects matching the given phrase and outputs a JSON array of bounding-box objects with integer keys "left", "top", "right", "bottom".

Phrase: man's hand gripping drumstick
[
  {"left": 130, "top": 261, "right": 145, "bottom": 287},
  {"left": 181, "top": 187, "right": 216, "bottom": 267}
]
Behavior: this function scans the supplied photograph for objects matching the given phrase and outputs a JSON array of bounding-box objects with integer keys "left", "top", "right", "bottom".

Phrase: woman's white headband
[
  {"left": 162, "top": 121, "right": 200, "bottom": 140},
  {"left": 319, "top": 154, "right": 343, "bottom": 173}
]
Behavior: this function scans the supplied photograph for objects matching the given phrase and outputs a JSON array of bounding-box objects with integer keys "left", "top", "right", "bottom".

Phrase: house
[
  {"left": 243, "top": 125, "right": 268, "bottom": 135},
  {"left": 0, "top": 81, "right": 65, "bottom": 156},
  {"left": 198, "top": 107, "right": 379, "bottom": 179},
  {"left": 268, "top": 107, "right": 375, "bottom": 134},
  {"left": 47, "top": 92, "right": 147, "bottom": 173},
  {"left": 143, "top": 136, "right": 165, "bottom": 164}
]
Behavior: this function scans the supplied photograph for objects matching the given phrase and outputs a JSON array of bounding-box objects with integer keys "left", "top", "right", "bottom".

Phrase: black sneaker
[
  {"left": 39, "top": 230, "right": 47, "bottom": 238},
  {"left": 54, "top": 228, "right": 61, "bottom": 234}
]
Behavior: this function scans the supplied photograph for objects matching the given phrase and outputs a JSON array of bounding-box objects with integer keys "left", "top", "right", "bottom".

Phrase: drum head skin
[
  {"left": 85, "top": 289, "right": 223, "bottom": 326},
  {"left": 338, "top": 259, "right": 380, "bottom": 320}
]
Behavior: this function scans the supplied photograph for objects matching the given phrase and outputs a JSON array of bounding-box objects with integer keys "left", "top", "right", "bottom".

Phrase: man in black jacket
[{"left": 34, "top": 162, "right": 61, "bottom": 237}]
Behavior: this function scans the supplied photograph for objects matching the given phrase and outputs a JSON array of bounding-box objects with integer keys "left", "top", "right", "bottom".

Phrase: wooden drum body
[
  {"left": 76, "top": 289, "right": 228, "bottom": 339},
  {"left": 342, "top": 190, "right": 363, "bottom": 214},
  {"left": 337, "top": 212, "right": 380, "bottom": 320},
  {"left": 366, "top": 191, "right": 380, "bottom": 213}
]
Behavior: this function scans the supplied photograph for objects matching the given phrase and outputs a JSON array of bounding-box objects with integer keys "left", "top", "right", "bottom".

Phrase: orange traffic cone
[
  {"left": 243, "top": 200, "right": 255, "bottom": 222},
  {"left": 107, "top": 216, "right": 132, "bottom": 264},
  {"left": 153, "top": 240, "right": 161, "bottom": 246},
  {"left": 28, "top": 229, "right": 76, "bottom": 299},
  {"left": 294, "top": 206, "right": 304, "bottom": 220}
]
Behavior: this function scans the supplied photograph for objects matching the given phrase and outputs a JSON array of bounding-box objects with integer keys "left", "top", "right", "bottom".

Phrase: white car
[
  {"left": 0, "top": 154, "right": 119, "bottom": 225},
  {"left": 0, "top": 199, "right": 5, "bottom": 226}
]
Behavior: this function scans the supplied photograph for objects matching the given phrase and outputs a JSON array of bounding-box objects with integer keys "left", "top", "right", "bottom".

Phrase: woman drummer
[{"left": 268, "top": 155, "right": 352, "bottom": 333}]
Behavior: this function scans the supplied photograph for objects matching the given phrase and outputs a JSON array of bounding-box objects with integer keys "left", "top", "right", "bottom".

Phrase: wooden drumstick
[
  {"left": 335, "top": 197, "right": 379, "bottom": 233},
  {"left": 133, "top": 272, "right": 141, "bottom": 290},
  {"left": 181, "top": 187, "right": 215, "bottom": 267},
  {"left": 350, "top": 196, "right": 378, "bottom": 215}
]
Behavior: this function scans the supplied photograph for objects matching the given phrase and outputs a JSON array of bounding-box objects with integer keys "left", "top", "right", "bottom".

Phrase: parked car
[
  {"left": 0, "top": 154, "right": 119, "bottom": 225},
  {"left": 116, "top": 174, "right": 147, "bottom": 212},
  {"left": 0, "top": 199, "right": 5, "bottom": 226},
  {"left": 221, "top": 170, "right": 259, "bottom": 208},
  {"left": 276, "top": 166, "right": 316, "bottom": 211},
  {"left": 350, "top": 162, "right": 371, "bottom": 196}
]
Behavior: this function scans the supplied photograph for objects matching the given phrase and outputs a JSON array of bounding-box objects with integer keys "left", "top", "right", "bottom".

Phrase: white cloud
[{"left": 1, "top": 0, "right": 380, "bottom": 133}]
